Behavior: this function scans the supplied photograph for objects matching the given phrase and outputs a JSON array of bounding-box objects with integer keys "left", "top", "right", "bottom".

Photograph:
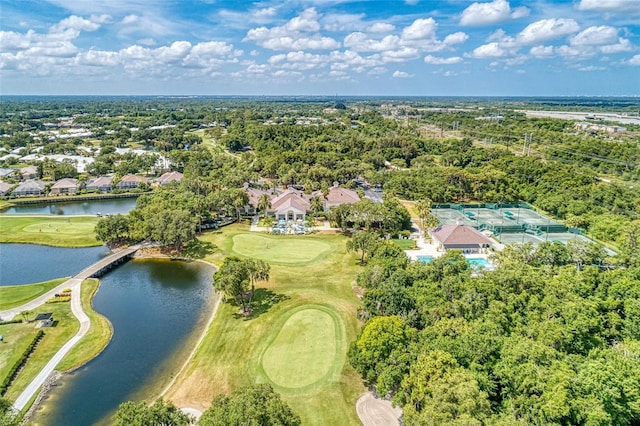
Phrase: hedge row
[{"left": 0, "top": 330, "right": 45, "bottom": 396}]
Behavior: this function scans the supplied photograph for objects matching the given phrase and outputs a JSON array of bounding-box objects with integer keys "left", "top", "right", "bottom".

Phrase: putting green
[
  {"left": 261, "top": 308, "right": 337, "bottom": 389},
  {"left": 231, "top": 234, "right": 331, "bottom": 265},
  {"left": 23, "top": 221, "right": 95, "bottom": 234}
]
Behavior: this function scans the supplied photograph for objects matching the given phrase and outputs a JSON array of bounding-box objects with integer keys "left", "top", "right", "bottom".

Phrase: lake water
[
  {"left": 1, "top": 197, "right": 137, "bottom": 215},
  {"left": 0, "top": 244, "right": 110, "bottom": 285},
  {"left": 31, "top": 258, "right": 215, "bottom": 426}
]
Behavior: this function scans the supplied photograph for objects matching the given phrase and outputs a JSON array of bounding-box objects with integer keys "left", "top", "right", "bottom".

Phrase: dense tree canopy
[
  {"left": 349, "top": 246, "right": 640, "bottom": 425},
  {"left": 198, "top": 384, "right": 300, "bottom": 426}
]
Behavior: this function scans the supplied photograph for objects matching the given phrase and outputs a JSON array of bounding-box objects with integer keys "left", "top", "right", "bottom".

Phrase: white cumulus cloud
[
  {"left": 392, "top": 70, "right": 413, "bottom": 78},
  {"left": 577, "top": 0, "right": 639, "bottom": 13},
  {"left": 460, "top": 0, "right": 528, "bottom": 26},
  {"left": 517, "top": 19, "right": 580, "bottom": 45},
  {"left": 401, "top": 18, "right": 437, "bottom": 41},
  {"left": 570, "top": 26, "right": 619, "bottom": 46},
  {"left": 424, "top": 55, "right": 463, "bottom": 64}
]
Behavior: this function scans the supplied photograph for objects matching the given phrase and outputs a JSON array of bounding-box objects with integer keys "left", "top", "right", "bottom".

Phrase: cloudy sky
[{"left": 2, "top": 0, "right": 639, "bottom": 96}]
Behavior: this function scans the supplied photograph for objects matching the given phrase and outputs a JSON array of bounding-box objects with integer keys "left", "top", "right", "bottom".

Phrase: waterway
[
  {"left": 1, "top": 197, "right": 137, "bottom": 215},
  {"left": 31, "top": 258, "right": 215, "bottom": 426},
  {"left": 0, "top": 244, "right": 110, "bottom": 285}
]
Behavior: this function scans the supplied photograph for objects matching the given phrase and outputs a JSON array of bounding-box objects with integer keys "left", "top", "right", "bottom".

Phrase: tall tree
[
  {"left": 114, "top": 399, "right": 192, "bottom": 426},
  {"left": 199, "top": 384, "right": 300, "bottom": 426},
  {"left": 346, "top": 231, "right": 379, "bottom": 265}
]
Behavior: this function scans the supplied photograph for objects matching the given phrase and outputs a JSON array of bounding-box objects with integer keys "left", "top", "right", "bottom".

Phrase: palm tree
[
  {"left": 258, "top": 193, "right": 272, "bottom": 217},
  {"left": 310, "top": 196, "right": 324, "bottom": 216}
]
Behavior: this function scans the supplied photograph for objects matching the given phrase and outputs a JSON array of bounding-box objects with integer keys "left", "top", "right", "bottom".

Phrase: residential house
[
  {"left": 0, "top": 181, "right": 14, "bottom": 196},
  {"left": 86, "top": 176, "right": 114, "bottom": 193},
  {"left": 0, "top": 168, "right": 16, "bottom": 179},
  {"left": 20, "top": 165, "right": 38, "bottom": 180},
  {"left": 12, "top": 179, "right": 46, "bottom": 197},
  {"left": 50, "top": 178, "right": 80, "bottom": 195},
  {"left": 157, "top": 171, "right": 183, "bottom": 186},
  {"left": 429, "top": 223, "right": 494, "bottom": 254},
  {"left": 116, "top": 174, "right": 149, "bottom": 190}
]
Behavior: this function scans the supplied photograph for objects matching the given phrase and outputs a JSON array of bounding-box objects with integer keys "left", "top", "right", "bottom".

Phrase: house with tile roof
[
  {"left": 269, "top": 189, "right": 312, "bottom": 221},
  {"left": 50, "top": 178, "right": 80, "bottom": 195},
  {"left": 86, "top": 176, "right": 114, "bottom": 193},
  {"left": 429, "top": 223, "right": 494, "bottom": 254},
  {"left": 312, "top": 186, "right": 360, "bottom": 210},
  {"left": 116, "top": 174, "right": 149, "bottom": 190},
  {"left": 0, "top": 181, "right": 14, "bottom": 196},
  {"left": 12, "top": 179, "right": 46, "bottom": 197},
  {"left": 157, "top": 171, "right": 183, "bottom": 186}
]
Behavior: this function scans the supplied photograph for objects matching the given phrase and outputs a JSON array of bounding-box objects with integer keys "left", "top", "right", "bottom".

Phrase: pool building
[{"left": 429, "top": 223, "right": 494, "bottom": 254}]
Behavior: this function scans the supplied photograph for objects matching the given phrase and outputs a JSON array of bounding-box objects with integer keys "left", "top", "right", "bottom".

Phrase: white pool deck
[{"left": 405, "top": 235, "right": 502, "bottom": 264}]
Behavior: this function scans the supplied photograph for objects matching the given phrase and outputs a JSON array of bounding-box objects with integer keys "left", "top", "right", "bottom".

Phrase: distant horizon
[
  {"left": 2, "top": 94, "right": 640, "bottom": 99},
  {"left": 2, "top": 1, "right": 639, "bottom": 96}
]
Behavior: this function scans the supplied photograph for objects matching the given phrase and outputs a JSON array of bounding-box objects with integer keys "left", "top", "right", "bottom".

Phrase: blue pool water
[
  {"left": 416, "top": 255, "right": 492, "bottom": 269},
  {"left": 466, "top": 257, "right": 492, "bottom": 268}
]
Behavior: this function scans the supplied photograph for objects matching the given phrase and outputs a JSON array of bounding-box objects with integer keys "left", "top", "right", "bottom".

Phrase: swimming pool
[
  {"left": 466, "top": 257, "right": 491, "bottom": 268},
  {"left": 416, "top": 255, "right": 492, "bottom": 269}
]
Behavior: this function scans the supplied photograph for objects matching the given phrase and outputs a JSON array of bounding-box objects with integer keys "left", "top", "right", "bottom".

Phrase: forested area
[{"left": 349, "top": 240, "right": 640, "bottom": 425}]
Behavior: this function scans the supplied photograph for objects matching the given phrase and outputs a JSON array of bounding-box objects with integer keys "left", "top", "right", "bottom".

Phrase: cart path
[
  {"left": 0, "top": 245, "right": 139, "bottom": 321},
  {"left": 12, "top": 278, "right": 88, "bottom": 411},
  {"left": 5, "top": 245, "right": 140, "bottom": 412}
]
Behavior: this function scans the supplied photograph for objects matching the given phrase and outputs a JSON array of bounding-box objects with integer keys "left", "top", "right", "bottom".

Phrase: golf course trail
[{"left": 356, "top": 392, "right": 403, "bottom": 426}]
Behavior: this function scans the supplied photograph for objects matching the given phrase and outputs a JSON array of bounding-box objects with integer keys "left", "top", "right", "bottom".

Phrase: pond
[
  {"left": 31, "top": 258, "right": 215, "bottom": 426},
  {"left": 1, "top": 197, "right": 137, "bottom": 216},
  {"left": 0, "top": 244, "right": 110, "bottom": 285}
]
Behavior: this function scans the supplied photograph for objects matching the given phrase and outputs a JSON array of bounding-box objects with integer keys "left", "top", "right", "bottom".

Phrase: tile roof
[{"left": 430, "top": 224, "right": 493, "bottom": 246}]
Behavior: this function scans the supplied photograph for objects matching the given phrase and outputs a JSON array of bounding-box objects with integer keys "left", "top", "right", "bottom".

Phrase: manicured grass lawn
[
  {"left": 231, "top": 233, "right": 332, "bottom": 265},
  {"left": 391, "top": 238, "right": 418, "bottom": 250},
  {"left": 0, "top": 216, "right": 100, "bottom": 247},
  {"left": 165, "top": 225, "right": 365, "bottom": 425},
  {"left": 2, "top": 299, "right": 79, "bottom": 401},
  {"left": 58, "top": 279, "right": 112, "bottom": 372},
  {"left": 261, "top": 306, "right": 338, "bottom": 389},
  {"left": 0, "top": 278, "right": 67, "bottom": 310}
]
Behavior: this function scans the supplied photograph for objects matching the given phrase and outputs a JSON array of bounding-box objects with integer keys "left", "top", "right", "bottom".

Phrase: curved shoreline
[{"left": 10, "top": 252, "right": 219, "bottom": 422}]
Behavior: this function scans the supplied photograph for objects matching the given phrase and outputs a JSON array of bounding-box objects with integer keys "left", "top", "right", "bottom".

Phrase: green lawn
[
  {"left": 0, "top": 216, "right": 100, "bottom": 247},
  {"left": 165, "top": 225, "right": 364, "bottom": 425},
  {"left": 2, "top": 299, "right": 79, "bottom": 402},
  {"left": 231, "top": 233, "right": 332, "bottom": 265},
  {"left": 58, "top": 279, "right": 113, "bottom": 372},
  {"left": 391, "top": 238, "right": 418, "bottom": 250},
  {"left": 0, "top": 278, "right": 68, "bottom": 310}
]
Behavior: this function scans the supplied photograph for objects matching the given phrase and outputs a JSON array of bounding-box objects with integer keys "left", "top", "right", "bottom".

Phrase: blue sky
[{"left": 1, "top": 0, "right": 639, "bottom": 96}]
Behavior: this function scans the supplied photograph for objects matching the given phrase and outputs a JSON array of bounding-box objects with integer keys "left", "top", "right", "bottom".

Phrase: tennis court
[
  {"left": 432, "top": 205, "right": 562, "bottom": 229},
  {"left": 430, "top": 204, "right": 609, "bottom": 250}
]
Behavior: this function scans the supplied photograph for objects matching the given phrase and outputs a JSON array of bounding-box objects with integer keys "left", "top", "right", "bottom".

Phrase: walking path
[
  {"left": 0, "top": 244, "right": 139, "bottom": 321},
  {"left": 11, "top": 278, "right": 88, "bottom": 411},
  {"left": 3, "top": 245, "right": 140, "bottom": 412}
]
